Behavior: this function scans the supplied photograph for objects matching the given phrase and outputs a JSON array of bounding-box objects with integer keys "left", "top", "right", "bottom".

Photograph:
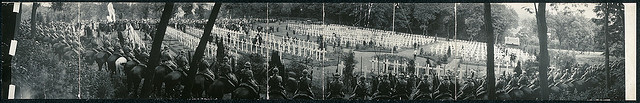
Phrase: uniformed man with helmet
[
  {"left": 352, "top": 76, "right": 370, "bottom": 99},
  {"left": 394, "top": 73, "right": 409, "bottom": 99},
  {"left": 328, "top": 73, "right": 345, "bottom": 99},
  {"left": 296, "top": 69, "right": 314, "bottom": 97},
  {"left": 268, "top": 67, "right": 286, "bottom": 99}
]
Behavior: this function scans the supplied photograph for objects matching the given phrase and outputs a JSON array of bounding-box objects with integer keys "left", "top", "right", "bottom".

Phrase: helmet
[
  {"left": 333, "top": 73, "right": 341, "bottom": 78},
  {"left": 222, "top": 57, "right": 230, "bottom": 63},
  {"left": 272, "top": 67, "right": 279, "bottom": 74},
  {"left": 302, "top": 69, "right": 309, "bottom": 76},
  {"left": 244, "top": 62, "right": 251, "bottom": 67}
]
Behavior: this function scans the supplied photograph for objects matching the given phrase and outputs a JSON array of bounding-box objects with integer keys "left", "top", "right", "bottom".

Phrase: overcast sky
[{"left": 502, "top": 3, "right": 598, "bottom": 20}]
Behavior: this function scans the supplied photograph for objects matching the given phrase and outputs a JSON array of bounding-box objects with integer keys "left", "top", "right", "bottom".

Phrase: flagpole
[
  {"left": 322, "top": 50, "right": 325, "bottom": 100},
  {"left": 265, "top": 3, "right": 270, "bottom": 100},
  {"left": 76, "top": 2, "right": 82, "bottom": 99},
  {"left": 392, "top": 3, "right": 396, "bottom": 33},
  {"left": 453, "top": 3, "right": 458, "bottom": 101}
]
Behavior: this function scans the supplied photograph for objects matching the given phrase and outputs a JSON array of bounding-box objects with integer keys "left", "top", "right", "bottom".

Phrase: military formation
[
  {"left": 322, "top": 71, "right": 464, "bottom": 100},
  {"left": 27, "top": 17, "right": 491, "bottom": 100},
  {"left": 86, "top": 18, "right": 324, "bottom": 100}
]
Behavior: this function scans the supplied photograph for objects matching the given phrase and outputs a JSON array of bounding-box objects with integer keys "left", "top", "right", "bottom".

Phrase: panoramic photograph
[{"left": 0, "top": 2, "right": 633, "bottom": 101}]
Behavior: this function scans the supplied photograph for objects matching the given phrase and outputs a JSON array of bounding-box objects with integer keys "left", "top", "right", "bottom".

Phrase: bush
[
  {"left": 549, "top": 51, "right": 576, "bottom": 71},
  {"left": 268, "top": 51, "right": 285, "bottom": 76},
  {"left": 343, "top": 51, "right": 356, "bottom": 86},
  {"left": 285, "top": 57, "right": 312, "bottom": 79}
]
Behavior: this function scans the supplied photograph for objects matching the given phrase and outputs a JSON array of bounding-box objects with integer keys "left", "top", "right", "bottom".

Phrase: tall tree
[
  {"left": 413, "top": 3, "right": 453, "bottom": 39},
  {"left": 548, "top": 14, "right": 597, "bottom": 49},
  {"left": 535, "top": 2, "right": 550, "bottom": 100},
  {"left": 140, "top": 2, "right": 174, "bottom": 98},
  {"left": 343, "top": 51, "right": 356, "bottom": 86},
  {"left": 31, "top": 3, "right": 39, "bottom": 36},
  {"left": 547, "top": 3, "right": 590, "bottom": 49},
  {"left": 483, "top": 3, "right": 496, "bottom": 100},
  {"left": 457, "top": 4, "right": 518, "bottom": 43},
  {"left": 592, "top": 4, "right": 625, "bottom": 98},
  {"left": 182, "top": 3, "right": 223, "bottom": 98},
  {"left": 51, "top": 2, "right": 64, "bottom": 11},
  {"left": 593, "top": 3, "right": 624, "bottom": 57}
]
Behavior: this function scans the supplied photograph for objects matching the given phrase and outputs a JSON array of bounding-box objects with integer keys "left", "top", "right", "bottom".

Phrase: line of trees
[{"left": 219, "top": 3, "right": 518, "bottom": 44}]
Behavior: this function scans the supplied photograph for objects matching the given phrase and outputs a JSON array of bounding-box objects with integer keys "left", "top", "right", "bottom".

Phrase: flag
[{"left": 107, "top": 3, "right": 116, "bottom": 22}]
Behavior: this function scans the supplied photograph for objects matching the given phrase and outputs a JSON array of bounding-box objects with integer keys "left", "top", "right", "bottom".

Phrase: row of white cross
[
  {"left": 287, "top": 23, "right": 437, "bottom": 49},
  {"left": 180, "top": 26, "right": 329, "bottom": 61},
  {"left": 427, "top": 40, "right": 535, "bottom": 68},
  {"left": 165, "top": 26, "right": 224, "bottom": 59},
  {"left": 369, "top": 58, "right": 520, "bottom": 78},
  {"left": 369, "top": 58, "right": 458, "bottom": 78}
]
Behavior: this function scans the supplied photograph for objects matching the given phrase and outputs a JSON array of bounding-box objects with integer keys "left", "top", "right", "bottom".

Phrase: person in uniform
[
  {"left": 328, "top": 73, "right": 345, "bottom": 99},
  {"left": 352, "top": 76, "right": 370, "bottom": 99},
  {"left": 161, "top": 46, "right": 173, "bottom": 62},
  {"left": 241, "top": 65, "right": 258, "bottom": 88},
  {"left": 394, "top": 74, "right": 409, "bottom": 99},
  {"left": 197, "top": 58, "right": 216, "bottom": 80},
  {"left": 239, "top": 62, "right": 252, "bottom": 82},
  {"left": 268, "top": 67, "right": 286, "bottom": 99},
  {"left": 376, "top": 74, "right": 391, "bottom": 96},
  {"left": 176, "top": 52, "right": 190, "bottom": 72},
  {"left": 216, "top": 57, "right": 231, "bottom": 78},
  {"left": 408, "top": 74, "right": 417, "bottom": 90},
  {"left": 296, "top": 69, "right": 314, "bottom": 96},
  {"left": 389, "top": 73, "right": 397, "bottom": 94},
  {"left": 371, "top": 74, "right": 379, "bottom": 95},
  {"left": 237, "top": 62, "right": 259, "bottom": 98},
  {"left": 220, "top": 58, "right": 238, "bottom": 88},
  {"left": 416, "top": 74, "right": 432, "bottom": 97}
]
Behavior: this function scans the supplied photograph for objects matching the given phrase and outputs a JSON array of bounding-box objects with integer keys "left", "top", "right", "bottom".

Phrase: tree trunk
[
  {"left": 31, "top": 3, "right": 38, "bottom": 36},
  {"left": 535, "top": 2, "right": 550, "bottom": 100},
  {"left": 140, "top": 2, "right": 174, "bottom": 98},
  {"left": 483, "top": 3, "right": 496, "bottom": 100},
  {"left": 182, "top": 3, "right": 223, "bottom": 99},
  {"left": 603, "top": 3, "right": 610, "bottom": 99}
]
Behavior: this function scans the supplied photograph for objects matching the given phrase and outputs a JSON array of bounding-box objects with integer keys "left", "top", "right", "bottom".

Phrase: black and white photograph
[{"left": 0, "top": 2, "right": 636, "bottom": 101}]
